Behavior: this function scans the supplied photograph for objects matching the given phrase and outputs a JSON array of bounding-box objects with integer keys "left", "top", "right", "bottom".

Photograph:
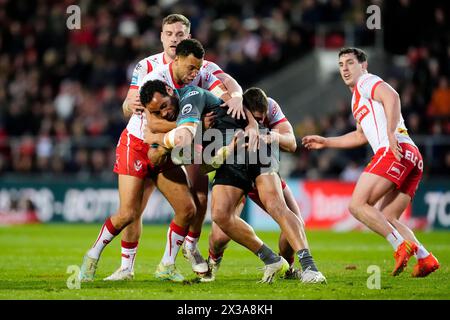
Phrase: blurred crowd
[{"left": 0, "top": 0, "right": 448, "bottom": 180}]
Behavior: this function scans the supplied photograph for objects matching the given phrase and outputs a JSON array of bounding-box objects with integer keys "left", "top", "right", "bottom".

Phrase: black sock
[
  {"left": 297, "top": 249, "right": 318, "bottom": 272},
  {"left": 256, "top": 244, "right": 281, "bottom": 265}
]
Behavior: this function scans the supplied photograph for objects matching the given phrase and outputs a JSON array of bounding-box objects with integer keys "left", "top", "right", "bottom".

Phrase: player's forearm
[
  {"left": 383, "top": 93, "right": 401, "bottom": 136},
  {"left": 325, "top": 131, "right": 367, "bottom": 149},
  {"left": 163, "top": 125, "right": 196, "bottom": 149},
  {"left": 244, "top": 108, "right": 257, "bottom": 127},
  {"left": 271, "top": 131, "right": 297, "bottom": 153},
  {"left": 218, "top": 73, "right": 243, "bottom": 95},
  {"left": 148, "top": 116, "right": 177, "bottom": 133}
]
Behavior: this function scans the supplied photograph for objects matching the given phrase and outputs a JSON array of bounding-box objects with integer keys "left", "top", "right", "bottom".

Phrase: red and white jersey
[
  {"left": 129, "top": 52, "right": 167, "bottom": 90},
  {"left": 127, "top": 59, "right": 222, "bottom": 140},
  {"left": 138, "top": 62, "right": 221, "bottom": 90},
  {"left": 264, "top": 97, "right": 288, "bottom": 129},
  {"left": 351, "top": 73, "right": 415, "bottom": 153},
  {"left": 202, "top": 61, "right": 225, "bottom": 77}
]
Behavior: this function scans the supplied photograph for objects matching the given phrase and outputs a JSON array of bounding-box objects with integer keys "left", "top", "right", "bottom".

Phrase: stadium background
[{"left": 0, "top": 0, "right": 449, "bottom": 231}]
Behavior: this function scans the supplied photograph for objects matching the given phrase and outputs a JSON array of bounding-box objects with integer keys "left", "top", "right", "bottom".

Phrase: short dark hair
[
  {"left": 162, "top": 14, "right": 191, "bottom": 33},
  {"left": 140, "top": 80, "right": 168, "bottom": 106},
  {"left": 176, "top": 39, "right": 205, "bottom": 59},
  {"left": 338, "top": 47, "right": 367, "bottom": 63},
  {"left": 243, "top": 87, "right": 268, "bottom": 114}
]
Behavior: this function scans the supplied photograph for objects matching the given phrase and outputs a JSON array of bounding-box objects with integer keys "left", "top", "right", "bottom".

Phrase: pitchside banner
[
  {"left": 0, "top": 179, "right": 212, "bottom": 225},
  {"left": 0, "top": 179, "right": 448, "bottom": 229},
  {"left": 248, "top": 180, "right": 365, "bottom": 231}
]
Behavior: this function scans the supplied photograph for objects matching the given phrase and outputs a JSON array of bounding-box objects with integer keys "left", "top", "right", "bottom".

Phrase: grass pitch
[{"left": 0, "top": 224, "right": 449, "bottom": 300}]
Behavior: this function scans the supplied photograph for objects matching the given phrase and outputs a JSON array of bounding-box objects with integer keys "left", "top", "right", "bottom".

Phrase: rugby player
[
  {"left": 79, "top": 33, "right": 251, "bottom": 282},
  {"left": 302, "top": 47, "right": 439, "bottom": 277},
  {"left": 203, "top": 88, "right": 318, "bottom": 282},
  {"left": 140, "top": 80, "right": 326, "bottom": 283}
]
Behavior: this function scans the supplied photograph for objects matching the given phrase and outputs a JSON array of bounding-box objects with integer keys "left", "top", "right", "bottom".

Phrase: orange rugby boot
[
  {"left": 392, "top": 240, "right": 418, "bottom": 276},
  {"left": 411, "top": 253, "right": 440, "bottom": 278}
]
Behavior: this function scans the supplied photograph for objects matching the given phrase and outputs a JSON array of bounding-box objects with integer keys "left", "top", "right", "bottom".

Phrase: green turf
[{"left": 0, "top": 224, "right": 449, "bottom": 300}]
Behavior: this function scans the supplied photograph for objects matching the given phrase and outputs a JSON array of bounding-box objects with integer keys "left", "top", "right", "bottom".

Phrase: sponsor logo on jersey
[
  {"left": 134, "top": 160, "right": 143, "bottom": 172},
  {"left": 353, "top": 105, "right": 370, "bottom": 123},
  {"left": 181, "top": 104, "right": 193, "bottom": 115},
  {"left": 386, "top": 162, "right": 406, "bottom": 180},
  {"left": 181, "top": 91, "right": 199, "bottom": 101},
  {"left": 135, "top": 63, "right": 142, "bottom": 71}
]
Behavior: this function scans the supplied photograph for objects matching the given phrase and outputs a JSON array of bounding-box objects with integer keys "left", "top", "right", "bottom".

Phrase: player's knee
[
  {"left": 178, "top": 201, "right": 196, "bottom": 222},
  {"left": 115, "top": 210, "right": 138, "bottom": 227},
  {"left": 212, "top": 208, "right": 231, "bottom": 229},
  {"left": 348, "top": 200, "right": 362, "bottom": 217}
]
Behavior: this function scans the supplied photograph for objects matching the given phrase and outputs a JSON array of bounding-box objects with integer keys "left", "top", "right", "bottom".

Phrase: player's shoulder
[
  {"left": 146, "top": 52, "right": 165, "bottom": 64},
  {"left": 267, "top": 97, "right": 283, "bottom": 112},
  {"left": 357, "top": 73, "right": 383, "bottom": 88},
  {"left": 267, "top": 97, "right": 287, "bottom": 124},
  {"left": 141, "top": 63, "right": 170, "bottom": 85},
  {"left": 137, "top": 52, "right": 165, "bottom": 70},
  {"left": 179, "top": 85, "right": 204, "bottom": 99},
  {"left": 202, "top": 60, "right": 224, "bottom": 75},
  {"left": 267, "top": 97, "right": 280, "bottom": 107}
]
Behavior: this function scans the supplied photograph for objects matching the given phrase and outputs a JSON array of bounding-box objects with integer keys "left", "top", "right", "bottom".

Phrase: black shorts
[{"left": 212, "top": 148, "right": 280, "bottom": 195}]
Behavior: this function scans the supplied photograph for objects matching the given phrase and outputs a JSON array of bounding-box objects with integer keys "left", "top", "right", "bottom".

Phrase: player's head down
[
  {"left": 243, "top": 87, "right": 269, "bottom": 124},
  {"left": 140, "top": 79, "right": 179, "bottom": 121},
  {"left": 174, "top": 39, "right": 205, "bottom": 84},
  {"left": 338, "top": 47, "right": 368, "bottom": 88},
  {"left": 161, "top": 14, "right": 191, "bottom": 59}
]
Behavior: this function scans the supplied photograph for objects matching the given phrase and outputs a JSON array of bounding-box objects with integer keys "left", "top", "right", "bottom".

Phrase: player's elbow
[
  {"left": 358, "top": 133, "right": 368, "bottom": 146},
  {"left": 122, "top": 101, "right": 131, "bottom": 117},
  {"left": 287, "top": 138, "right": 297, "bottom": 153},
  {"left": 384, "top": 90, "right": 400, "bottom": 108}
]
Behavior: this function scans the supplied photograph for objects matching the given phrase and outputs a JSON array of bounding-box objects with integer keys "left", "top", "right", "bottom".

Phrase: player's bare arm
[
  {"left": 373, "top": 82, "right": 403, "bottom": 161},
  {"left": 146, "top": 111, "right": 177, "bottom": 133},
  {"left": 302, "top": 122, "right": 367, "bottom": 150},
  {"left": 216, "top": 72, "right": 246, "bottom": 120},
  {"left": 266, "top": 121, "right": 297, "bottom": 153},
  {"left": 243, "top": 108, "right": 259, "bottom": 152},
  {"left": 122, "top": 88, "right": 144, "bottom": 117},
  {"left": 212, "top": 82, "right": 259, "bottom": 152},
  {"left": 160, "top": 123, "right": 198, "bottom": 150}
]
